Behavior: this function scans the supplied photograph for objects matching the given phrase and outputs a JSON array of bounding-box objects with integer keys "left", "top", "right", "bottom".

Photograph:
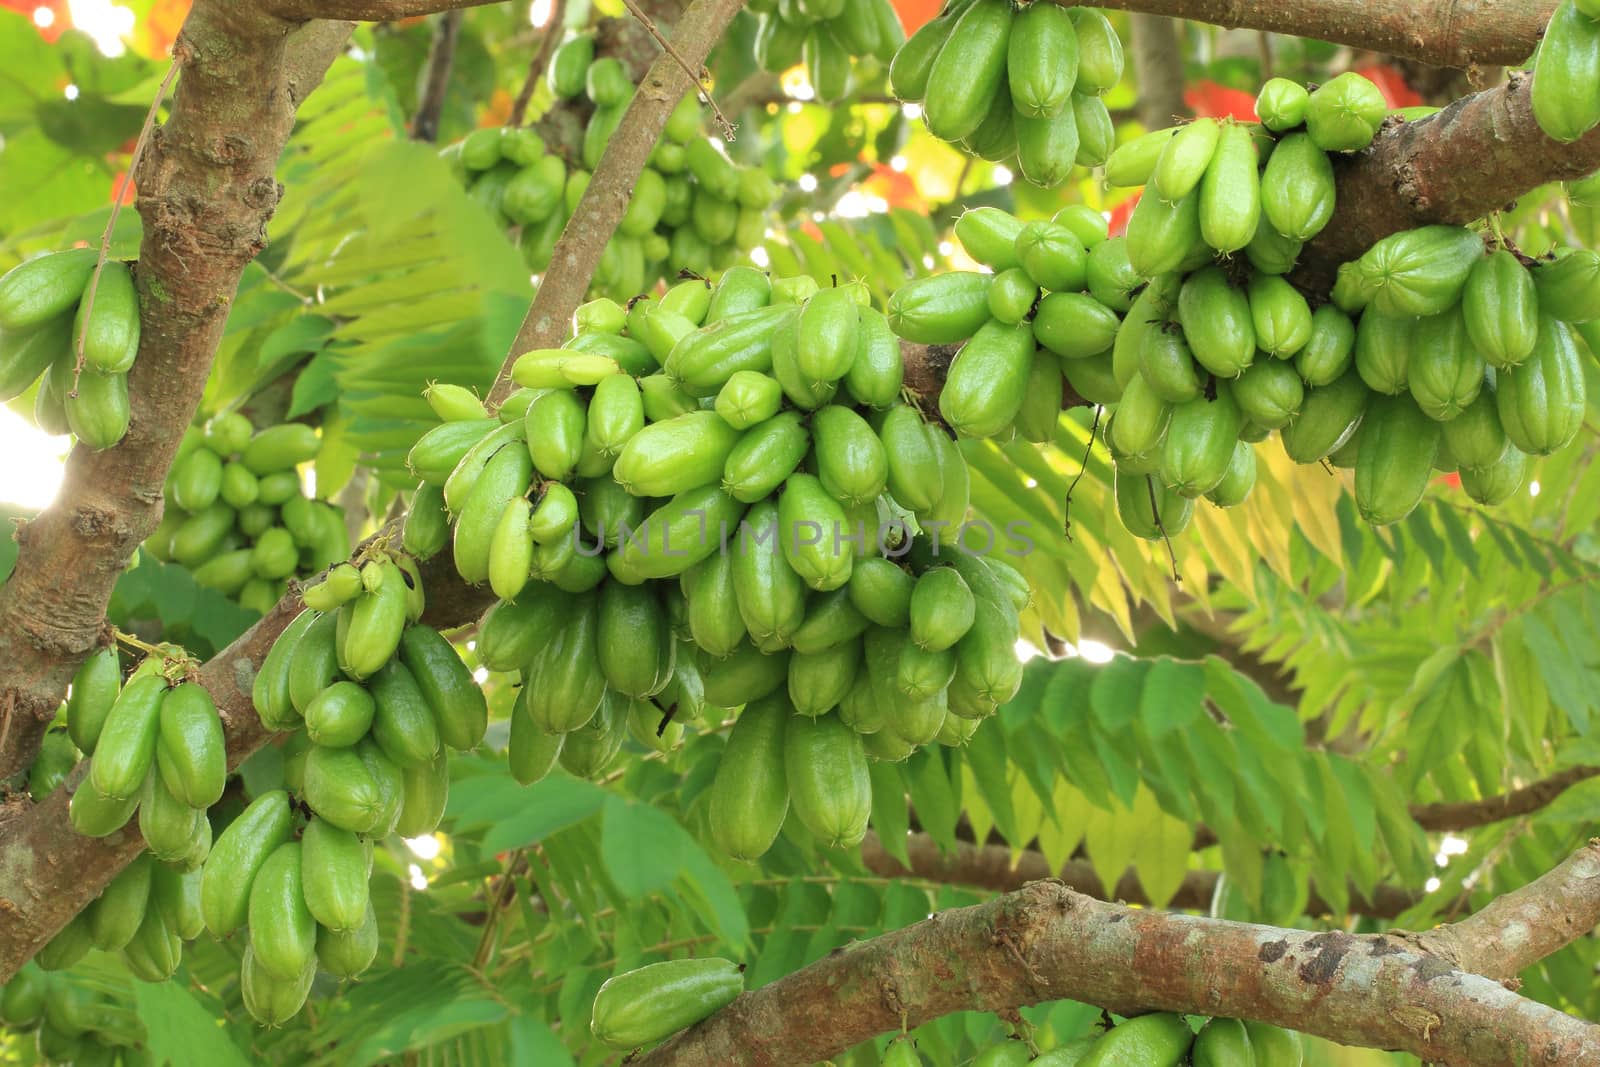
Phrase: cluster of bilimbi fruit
[
  {"left": 908, "top": 70, "right": 1595, "bottom": 538},
  {"left": 401, "top": 264, "right": 1028, "bottom": 859},
  {"left": 448, "top": 74, "right": 778, "bottom": 294},
  {"left": 585, "top": 952, "right": 1307, "bottom": 1063},
  {"left": 890, "top": 0, "right": 1123, "bottom": 186},
  {"left": 748, "top": 0, "right": 904, "bottom": 102},
  {"left": 0, "top": 959, "right": 152, "bottom": 1066},
  {"left": 205, "top": 549, "right": 487, "bottom": 1024},
  {"left": 0, "top": 249, "right": 142, "bottom": 449},
  {"left": 145, "top": 414, "right": 349, "bottom": 613},
  {"left": 32, "top": 648, "right": 225, "bottom": 985}
]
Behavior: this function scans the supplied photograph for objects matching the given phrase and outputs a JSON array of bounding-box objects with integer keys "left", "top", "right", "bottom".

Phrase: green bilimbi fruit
[
  {"left": 1279, "top": 367, "right": 1370, "bottom": 463},
  {"left": 1248, "top": 273, "right": 1313, "bottom": 356},
  {"left": 796, "top": 285, "right": 861, "bottom": 385},
  {"left": 1015, "top": 105, "right": 1081, "bottom": 187},
  {"left": 1296, "top": 304, "right": 1358, "bottom": 386},
  {"left": 1034, "top": 291, "right": 1120, "bottom": 362},
  {"left": 74, "top": 260, "right": 141, "bottom": 374},
  {"left": 399, "top": 624, "right": 488, "bottom": 751},
  {"left": 1139, "top": 323, "right": 1202, "bottom": 403},
  {"left": 887, "top": 272, "right": 992, "bottom": 343},
  {"left": 589, "top": 958, "right": 745, "bottom": 1050},
  {"left": 487, "top": 496, "right": 534, "bottom": 602},
  {"left": 1109, "top": 373, "right": 1171, "bottom": 467},
  {"left": 614, "top": 410, "right": 741, "bottom": 497},
  {"left": 1161, "top": 383, "right": 1244, "bottom": 497},
  {"left": 1192, "top": 1018, "right": 1251, "bottom": 1067},
  {"left": 1206, "top": 441, "right": 1257, "bottom": 507},
  {"left": 723, "top": 409, "right": 810, "bottom": 503},
  {"left": 201, "top": 790, "right": 293, "bottom": 938},
  {"left": 1357, "top": 224, "right": 1484, "bottom": 318},
  {"left": 1070, "top": 7, "right": 1123, "bottom": 94},
  {"left": 1532, "top": 248, "right": 1600, "bottom": 322},
  {"left": 1353, "top": 309, "right": 1414, "bottom": 395},
  {"left": 708, "top": 695, "right": 790, "bottom": 860},
  {"left": 813, "top": 404, "right": 888, "bottom": 506},
  {"left": 66, "top": 645, "right": 121, "bottom": 754},
  {"left": 585, "top": 373, "right": 644, "bottom": 458},
  {"left": 248, "top": 842, "right": 317, "bottom": 982},
  {"left": 1008, "top": 1, "right": 1077, "bottom": 118},
  {"left": 779, "top": 473, "right": 854, "bottom": 591},
  {"left": 1460, "top": 442, "right": 1529, "bottom": 505},
  {"left": 1261, "top": 131, "right": 1336, "bottom": 241},
  {"left": 908, "top": 563, "right": 978, "bottom": 646},
  {"left": 1125, "top": 188, "right": 1203, "bottom": 278},
  {"left": 1304, "top": 71, "right": 1387, "bottom": 152},
  {"left": 1409, "top": 308, "right": 1486, "bottom": 420},
  {"left": 849, "top": 556, "right": 915, "bottom": 628},
  {"left": 1462, "top": 249, "right": 1539, "bottom": 365},
  {"left": 1073, "top": 93, "right": 1115, "bottom": 167},
  {"left": 1246, "top": 219, "right": 1303, "bottom": 275},
  {"left": 714, "top": 370, "right": 783, "bottom": 429},
  {"left": 956, "top": 208, "right": 1025, "bottom": 272},
  {"left": 939, "top": 319, "right": 1035, "bottom": 437},
  {"left": 987, "top": 268, "right": 1038, "bottom": 326},
  {"left": 1152, "top": 117, "right": 1221, "bottom": 202},
  {"left": 300, "top": 817, "right": 369, "bottom": 933},
  {"left": 89, "top": 672, "right": 166, "bottom": 802},
  {"left": 1015, "top": 221, "right": 1087, "bottom": 293},
  {"left": 1178, "top": 267, "right": 1255, "bottom": 378},
  {"left": 1242, "top": 1022, "right": 1304, "bottom": 1067},
  {"left": 0, "top": 248, "right": 96, "bottom": 332},
  {"left": 1532, "top": 0, "right": 1600, "bottom": 142},
  {"left": 785, "top": 711, "right": 871, "bottom": 847},
  {"left": 1257, "top": 77, "right": 1310, "bottom": 130},
  {"left": 155, "top": 680, "right": 226, "bottom": 807},
  {"left": 598, "top": 581, "right": 676, "bottom": 698},
  {"left": 846, "top": 306, "right": 904, "bottom": 407},
  {"left": 732, "top": 499, "right": 808, "bottom": 649},
  {"left": 1442, "top": 386, "right": 1509, "bottom": 470},
  {"left": 1105, "top": 127, "right": 1174, "bottom": 187},
  {"left": 1233, "top": 358, "right": 1305, "bottom": 429},
  {"left": 1356, "top": 393, "right": 1440, "bottom": 525},
  {"left": 1199, "top": 121, "right": 1261, "bottom": 254},
  {"left": 88, "top": 854, "right": 152, "bottom": 952},
  {"left": 922, "top": 0, "right": 1012, "bottom": 143},
  {"left": 1079, "top": 1013, "right": 1193, "bottom": 1067},
  {"left": 787, "top": 638, "right": 861, "bottom": 717},
  {"left": 1497, "top": 315, "right": 1587, "bottom": 455}
]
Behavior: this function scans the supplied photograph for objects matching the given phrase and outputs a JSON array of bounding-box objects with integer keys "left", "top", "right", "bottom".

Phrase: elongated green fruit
[
  {"left": 590, "top": 957, "right": 744, "bottom": 1049},
  {"left": 1079, "top": 1013, "right": 1194, "bottom": 1067},
  {"left": 708, "top": 694, "right": 790, "bottom": 861},
  {"left": 248, "top": 842, "right": 318, "bottom": 981},
  {"left": 155, "top": 681, "right": 227, "bottom": 808},
  {"left": 201, "top": 790, "right": 293, "bottom": 938},
  {"left": 66, "top": 645, "right": 121, "bottom": 755},
  {"left": 400, "top": 624, "right": 489, "bottom": 751},
  {"left": 300, "top": 817, "right": 370, "bottom": 933},
  {"left": 89, "top": 673, "right": 167, "bottom": 801}
]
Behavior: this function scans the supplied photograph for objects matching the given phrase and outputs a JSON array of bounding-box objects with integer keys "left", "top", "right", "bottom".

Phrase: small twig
[
  {"left": 510, "top": 0, "right": 568, "bottom": 127},
  {"left": 619, "top": 0, "right": 735, "bottom": 140},
  {"left": 412, "top": 9, "right": 464, "bottom": 143},
  {"left": 1062, "top": 406, "right": 1102, "bottom": 541},
  {"left": 73, "top": 59, "right": 181, "bottom": 393},
  {"left": 1144, "top": 474, "right": 1181, "bottom": 583}
]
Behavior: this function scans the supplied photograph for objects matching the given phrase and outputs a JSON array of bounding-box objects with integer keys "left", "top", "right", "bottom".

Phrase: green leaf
[
  {"left": 868, "top": 760, "right": 911, "bottom": 868},
  {"left": 906, "top": 749, "right": 959, "bottom": 854},
  {"left": 963, "top": 720, "right": 1019, "bottom": 845},
  {"left": 1129, "top": 787, "right": 1191, "bottom": 909},
  {"left": 133, "top": 980, "right": 254, "bottom": 1067},
  {"left": 600, "top": 797, "right": 689, "bottom": 899},
  {"left": 1088, "top": 654, "right": 1147, "bottom": 733},
  {"left": 1137, "top": 658, "right": 1206, "bottom": 737},
  {"left": 1082, "top": 800, "right": 1136, "bottom": 897},
  {"left": 447, "top": 774, "right": 607, "bottom": 854}
]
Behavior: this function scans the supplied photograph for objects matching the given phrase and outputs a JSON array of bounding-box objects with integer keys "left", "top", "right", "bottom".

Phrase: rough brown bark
[
  {"left": 1411, "top": 765, "right": 1600, "bottom": 832},
  {"left": 1297, "top": 72, "right": 1600, "bottom": 288},
  {"left": 0, "top": 12, "right": 350, "bottom": 781},
  {"left": 860, "top": 832, "right": 1424, "bottom": 919},
  {"left": 1086, "top": 0, "right": 1554, "bottom": 69},
  {"left": 487, "top": 0, "right": 746, "bottom": 403},
  {"left": 641, "top": 847, "right": 1600, "bottom": 1067},
  {"left": 510, "top": 0, "right": 568, "bottom": 127},
  {"left": 267, "top": 0, "right": 501, "bottom": 20}
]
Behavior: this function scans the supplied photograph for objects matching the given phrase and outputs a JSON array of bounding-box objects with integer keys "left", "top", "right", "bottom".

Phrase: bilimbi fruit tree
[{"left": 0, "top": 0, "right": 1598, "bottom": 1063}]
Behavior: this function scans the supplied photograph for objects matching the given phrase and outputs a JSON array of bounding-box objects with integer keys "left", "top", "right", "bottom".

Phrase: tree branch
[
  {"left": 1412, "top": 765, "right": 1600, "bottom": 832},
  {"left": 487, "top": 0, "right": 746, "bottom": 402},
  {"left": 510, "top": 0, "right": 567, "bottom": 127},
  {"left": 0, "top": 11, "right": 350, "bottom": 781},
  {"left": 641, "top": 843, "right": 1600, "bottom": 1067},
  {"left": 860, "top": 832, "right": 1425, "bottom": 919},
  {"left": 1084, "top": 0, "right": 1553, "bottom": 70},
  {"left": 1128, "top": 14, "right": 1188, "bottom": 131},
  {"left": 1297, "top": 72, "right": 1600, "bottom": 289},
  {"left": 266, "top": 0, "right": 502, "bottom": 21},
  {"left": 412, "top": 9, "right": 464, "bottom": 143}
]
